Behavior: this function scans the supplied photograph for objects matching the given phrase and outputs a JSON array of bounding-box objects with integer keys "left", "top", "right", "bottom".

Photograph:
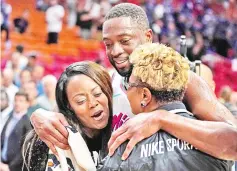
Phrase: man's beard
[{"left": 110, "top": 58, "right": 133, "bottom": 77}]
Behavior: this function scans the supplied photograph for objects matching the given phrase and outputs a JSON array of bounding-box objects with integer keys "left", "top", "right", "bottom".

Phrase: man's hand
[
  {"left": 0, "top": 163, "right": 9, "bottom": 171},
  {"left": 108, "top": 110, "right": 167, "bottom": 160},
  {"left": 30, "top": 108, "right": 70, "bottom": 155}
]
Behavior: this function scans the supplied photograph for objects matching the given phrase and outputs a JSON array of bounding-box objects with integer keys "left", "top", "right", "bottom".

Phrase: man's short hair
[
  {"left": 15, "top": 90, "right": 29, "bottom": 102},
  {"left": 104, "top": 3, "right": 149, "bottom": 31}
]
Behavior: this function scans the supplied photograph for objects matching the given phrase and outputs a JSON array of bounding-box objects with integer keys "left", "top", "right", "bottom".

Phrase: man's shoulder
[{"left": 18, "top": 114, "right": 31, "bottom": 124}]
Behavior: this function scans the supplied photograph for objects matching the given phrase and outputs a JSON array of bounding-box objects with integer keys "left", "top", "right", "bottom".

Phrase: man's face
[
  {"left": 2, "top": 69, "right": 14, "bottom": 87},
  {"left": 103, "top": 17, "right": 150, "bottom": 77},
  {"left": 23, "top": 82, "right": 38, "bottom": 102},
  {"left": 14, "top": 95, "right": 29, "bottom": 113}
]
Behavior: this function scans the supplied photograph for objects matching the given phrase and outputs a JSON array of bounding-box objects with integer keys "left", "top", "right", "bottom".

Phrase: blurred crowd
[
  {"left": 0, "top": 45, "right": 58, "bottom": 170},
  {"left": 147, "top": 0, "right": 237, "bottom": 61},
  {"left": 1, "top": 46, "right": 58, "bottom": 129},
  {"left": 1, "top": 0, "right": 237, "bottom": 59},
  {"left": 36, "top": 0, "right": 237, "bottom": 59}
]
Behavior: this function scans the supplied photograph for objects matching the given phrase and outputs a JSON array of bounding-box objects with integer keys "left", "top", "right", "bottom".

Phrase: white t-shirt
[
  {"left": 111, "top": 71, "right": 134, "bottom": 131},
  {"left": 46, "top": 4, "right": 65, "bottom": 33}
]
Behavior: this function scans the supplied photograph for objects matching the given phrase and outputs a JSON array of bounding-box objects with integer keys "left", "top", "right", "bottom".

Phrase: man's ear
[
  {"left": 145, "top": 29, "right": 153, "bottom": 43},
  {"left": 141, "top": 87, "right": 152, "bottom": 106}
]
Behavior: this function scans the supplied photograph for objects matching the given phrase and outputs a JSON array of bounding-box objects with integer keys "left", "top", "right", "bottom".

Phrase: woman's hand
[
  {"left": 30, "top": 108, "right": 70, "bottom": 154},
  {"left": 108, "top": 110, "right": 167, "bottom": 160}
]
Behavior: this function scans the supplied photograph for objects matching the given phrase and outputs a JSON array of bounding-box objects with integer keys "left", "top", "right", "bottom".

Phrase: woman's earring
[{"left": 141, "top": 101, "right": 146, "bottom": 107}]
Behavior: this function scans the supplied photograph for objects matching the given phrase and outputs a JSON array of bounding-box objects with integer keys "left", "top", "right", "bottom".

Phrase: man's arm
[
  {"left": 108, "top": 71, "right": 237, "bottom": 160},
  {"left": 185, "top": 71, "right": 237, "bottom": 126},
  {"left": 158, "top": 111, "right": 237, "bottom": 160},
  {"left": 108, "top": 111, "right": 237, "bottom": 160}
]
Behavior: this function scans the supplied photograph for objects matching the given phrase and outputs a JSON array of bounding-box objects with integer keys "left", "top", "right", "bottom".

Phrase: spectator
[
  {"left": 0, "top": 0, "right": 12, "bottom": 48},
  {"left": 211, "top": 21, "right": 232, "bottom": 57},
  {"left": 191, "top": 31, "right": 205, "bottom": 61},
  {"left": 13, "top": 9, "right": 29, "bottom": 34},
  {"left": 46, "top": 0, "right": 65, "bottom": 44},
  {"left": 5, "top": 56, "right": 21, "bottom": 87},
  {"left": 226, "top": 24, "right": 237, "bottom": 58},
  {"left": 219, "top": 86, "right": 237, "bottom": 116},
  {"left": 94, "top": 0, "right": 111, "bottom": 39},
  {"left": 166, "top": 20, "right": 179, "bottom": 49},
  {"left": 75, "top": 0, "right": 100, "bottom": 39},
  {"left": 219, "top": 86, "right": 232, "bottom": 104},
  {"left": 6, "top": 45, "right": 28, "bottom": 70},
  {"left": 1, "top": 68, "right": 19, "bottom": 105},
  {"left": 16, "top": 69, "right": 32, "bottom": 88},
  {"left": 0, "top": 88, "right": 13, "bottom": 134},
  {"left": 66, "top": 0, "right": 77, "bottom": 28},
  {"left": 24, "top": 52, "right": 38, "bottom": 72},
  {"left": 37, "top": 75, "right": 57, "bottom": 111},
  {"left": 22, "top": 81, "right": 42, "bottom": 117},
  {"left": 185, "top": 29, "right": 195, "bottom": 61},
  {"left": 202, "top": 9, "right": 217, "bottom": 41},
  {"left": 5, "top": 45, "right": 28, "bottom": 85},
  {"left": 1, "top": 91, "right": 32, "bottom": 171},
  {"left": 31, "top": 65, "right": 45, "bottom": 95}
]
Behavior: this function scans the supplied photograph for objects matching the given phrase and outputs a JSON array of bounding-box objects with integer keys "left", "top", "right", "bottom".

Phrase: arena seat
[{"left": 2, "top": 0, "right": 105, "bottom": 68}]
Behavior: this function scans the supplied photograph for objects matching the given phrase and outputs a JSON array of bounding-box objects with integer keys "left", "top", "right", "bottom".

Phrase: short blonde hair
[{"left": 129, "top": 43, "right": 190, "bottom": 91}]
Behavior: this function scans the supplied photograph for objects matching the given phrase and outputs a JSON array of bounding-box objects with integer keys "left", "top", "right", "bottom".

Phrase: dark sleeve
[
  {"left": 8, "top": 117, "right": 33, "bottom": 171},
  {"left": 8, "top": 155, "right": 24, "bottom": 171},
  {"left": 23, "top": 116, "right": 49, "bottom": 171},
  {"left": 97, "top": 141, "right": 152, "bottom": 171},
  {"left": 30, "top": 139, "right": 49, "bottom": 171},
  {"left": 22, "top": 138, "right": 49, "bottom": 171},
  {"left": 97, "top": 142, "right": 127, "bottom": 170}
]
